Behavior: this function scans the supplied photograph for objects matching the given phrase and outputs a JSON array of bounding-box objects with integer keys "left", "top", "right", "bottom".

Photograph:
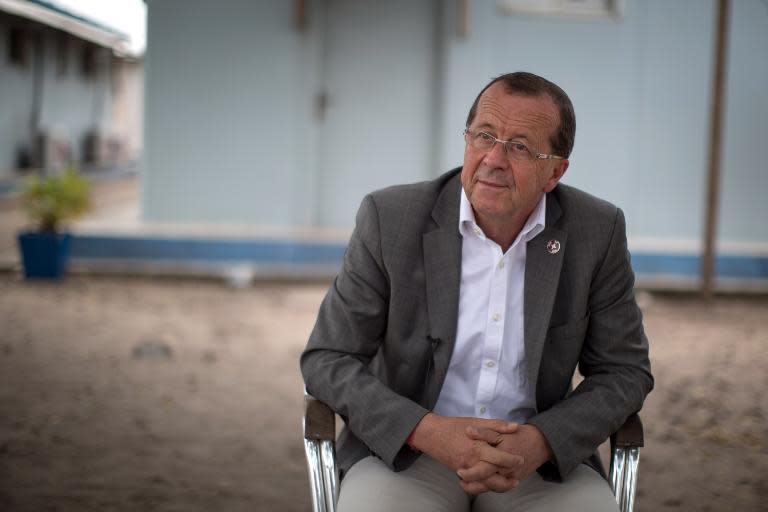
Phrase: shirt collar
[{"left": 459, "top": 187, "right": 547, "bottom": 245}]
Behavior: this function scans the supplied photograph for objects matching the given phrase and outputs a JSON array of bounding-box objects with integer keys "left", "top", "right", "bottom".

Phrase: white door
[{"left": 315, "top": 0, "right": 439, "bottom": 227}]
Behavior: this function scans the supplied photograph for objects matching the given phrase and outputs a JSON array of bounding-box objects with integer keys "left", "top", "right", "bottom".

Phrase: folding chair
[{"left": 303, "top": 394, "right": 643, "bottom": 512}]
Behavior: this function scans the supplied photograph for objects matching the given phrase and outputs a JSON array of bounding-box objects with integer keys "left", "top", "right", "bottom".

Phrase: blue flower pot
[{"left": 17, "top": 232, "right": 73, "bottom": 279}]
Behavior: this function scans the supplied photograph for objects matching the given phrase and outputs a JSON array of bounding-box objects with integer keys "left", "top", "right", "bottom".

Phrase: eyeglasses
[{"left": 463, "top": 129, "right": 564, "bottom": 163}]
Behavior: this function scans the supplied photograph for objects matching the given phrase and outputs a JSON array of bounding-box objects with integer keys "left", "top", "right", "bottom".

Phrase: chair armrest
[
  {"left": 610, "top": 413, "right": 644, "bottom": 449},
  {"left": 304, "top": 394, "right": 336, "bottom": 441}
]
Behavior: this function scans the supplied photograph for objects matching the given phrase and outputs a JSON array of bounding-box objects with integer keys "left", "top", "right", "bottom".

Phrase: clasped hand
[{"left": 410, "top": 413, "right": 551, "bottom": 494}]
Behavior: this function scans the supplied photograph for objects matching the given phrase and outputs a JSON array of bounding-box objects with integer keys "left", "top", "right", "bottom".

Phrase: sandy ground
[
  {"left": 1, "top": 275, "right": 319, "bottom": 511},
  {"left": 2, "top": 175, "right": 767, "bottom": 510},
  {"left": 1, "top": 274, "right": 766, "bottom": 512}
]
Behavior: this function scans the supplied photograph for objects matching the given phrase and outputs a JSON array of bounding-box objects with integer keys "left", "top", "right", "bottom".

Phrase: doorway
[{"left": 313, "top": 0, "right": 440, "bottom": 227}]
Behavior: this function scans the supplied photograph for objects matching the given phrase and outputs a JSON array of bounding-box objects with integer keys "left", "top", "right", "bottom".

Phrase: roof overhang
[{"left": 0, "top": 0, "right": 132, "bottom": 56}]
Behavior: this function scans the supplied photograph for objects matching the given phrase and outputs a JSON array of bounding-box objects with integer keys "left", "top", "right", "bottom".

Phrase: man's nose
[{"left": 483, "top": 140, "right": 509, "bottom": 168}]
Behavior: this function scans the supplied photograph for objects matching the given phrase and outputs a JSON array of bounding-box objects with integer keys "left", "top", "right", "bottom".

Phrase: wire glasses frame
[{"left": 463, "top": 129, "right": 564, "bottom": 163}]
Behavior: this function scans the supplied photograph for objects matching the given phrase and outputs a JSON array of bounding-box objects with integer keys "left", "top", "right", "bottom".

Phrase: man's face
[{"left": 461, "top": 83, "right": 569, "bottom": 229}]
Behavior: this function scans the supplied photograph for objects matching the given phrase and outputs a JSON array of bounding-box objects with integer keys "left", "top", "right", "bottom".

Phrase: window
[{"left": 499, "top": 0, "right": 623, "bottom": 21}]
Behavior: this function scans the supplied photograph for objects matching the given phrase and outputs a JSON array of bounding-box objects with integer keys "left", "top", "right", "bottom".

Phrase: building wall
[
  {"left": 142, "top": 0, "right": 437, "bottom": 227},
  {"left": 440, "top": 0, "right": 767, "bottom": 251},
  {"left": 112, "top": 58, "right": 144, "bottom": 163},
  {"left": 440, "top": 0, "right": 716, "bottom": 245},
  {"left": 718, "top": 0, "right": 768, "bottom": 248},
  {"left": 0, "top": 13, "right": 35, "bottom": 174},
  {"left": 0, "top": 11, "right": 123, "bottom": 175},
  {"left": 37, "top": 33, "right": 115, "bottom": 162},
  {"left": 142, "top": 0, "right": 767, "bottom": 253},
  {"left": 142, "top": 1, "right": 305, "bottom": 225}
]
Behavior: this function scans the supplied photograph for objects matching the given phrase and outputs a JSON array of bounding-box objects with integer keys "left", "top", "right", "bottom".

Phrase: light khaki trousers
[{"left": 337, "top": 454, "right": 618, "bottom": 512}]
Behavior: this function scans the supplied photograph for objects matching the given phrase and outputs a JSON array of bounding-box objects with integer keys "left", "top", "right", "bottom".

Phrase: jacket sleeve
[
  {"left": 300, "top": 194, "right": 429, "bottom": 470},
  {"left": 527, "top": 208, "right": 654, "bottom": 479}
]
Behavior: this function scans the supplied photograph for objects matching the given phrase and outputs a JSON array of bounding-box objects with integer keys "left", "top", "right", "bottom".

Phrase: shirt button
[
  {"left": 498, "top": 260, "right": 505, "bottom": 269},
  {"left": 492, "top": 313, "right": 500, "bottom": 322},
  {"left": 479, "top": 406, "right": 487, "bottom": 414},
  {"left": 486, "top": 361, "right": 495, "bottom": 368}
]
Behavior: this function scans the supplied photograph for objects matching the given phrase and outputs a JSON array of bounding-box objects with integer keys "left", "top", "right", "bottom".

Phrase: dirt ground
[{"left": 0, "top": 274, "right": 766, "bottom": 511}]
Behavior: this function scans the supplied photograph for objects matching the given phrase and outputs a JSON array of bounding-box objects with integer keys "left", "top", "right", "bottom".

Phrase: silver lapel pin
[{"left": 546, "top": 239, "right": 561, "bottom": 254}]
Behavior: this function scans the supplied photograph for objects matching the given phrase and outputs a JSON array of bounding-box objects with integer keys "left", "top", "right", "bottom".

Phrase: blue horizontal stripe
[
  {"left": 632, "top": 252, "right": 768, "bottom": 280},
  {"left": 70, "top": 236, "right": 345, "bottom": 266},
  {"left": 69, "top": 235, "right": 768, "bottom": 280},
  {"left": 631, "top": 253, "right": 701, "bottom": 277}
]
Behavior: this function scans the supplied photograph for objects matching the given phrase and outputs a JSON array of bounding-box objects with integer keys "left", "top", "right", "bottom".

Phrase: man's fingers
[
  {"left": 484, "top": 475, "right": 519, "bottom": 493},
  {"left": 459, "top": 479, "right": 489, "bottom": 495},
  {"left": 458, "top": 455, "right": 523, "bottom": 483},
  {"left": 476, "top": 419, "right": 519, "bottom": 434},
  {"left": 466, "top": 426, "right": 504, "bottom": 446},
  {"left": 460, "top": 474, "right": 519, "bottom": 494},
  {"left": 498, "top": 466, "right": 518, "bottom": 477},
  {"left": 456, "top": 461, "right": 497, "bottom": 482},
  {"left": 477, "top": 443, "right": 525, "bottom": 469}
]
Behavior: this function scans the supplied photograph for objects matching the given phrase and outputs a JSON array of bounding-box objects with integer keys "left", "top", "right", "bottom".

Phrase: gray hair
[{"left": 465, "top": 72, "right": 576, "bottom": 158}]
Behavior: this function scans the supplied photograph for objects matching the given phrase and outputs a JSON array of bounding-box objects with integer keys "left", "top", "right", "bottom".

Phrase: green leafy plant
[{"left": 21, "top": 168, "right": 91, "bottom": 233}]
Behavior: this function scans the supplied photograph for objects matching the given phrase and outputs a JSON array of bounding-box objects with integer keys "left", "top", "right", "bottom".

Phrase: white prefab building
[
  {"left": 136, "top": 0, "right": 767, "bottom": 289},
  {"left": 0, "top": 0, "right": 143, "bottom": 176}
]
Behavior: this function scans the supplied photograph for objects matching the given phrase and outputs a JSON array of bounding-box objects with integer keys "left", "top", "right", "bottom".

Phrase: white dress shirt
[{"left": 432, "top": 188, "right": 546, "bottom": 423}]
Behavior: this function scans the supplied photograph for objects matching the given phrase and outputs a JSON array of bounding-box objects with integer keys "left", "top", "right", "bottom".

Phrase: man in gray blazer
[{"left": 301, "top": 72, "right": 653, "bottom": 511}]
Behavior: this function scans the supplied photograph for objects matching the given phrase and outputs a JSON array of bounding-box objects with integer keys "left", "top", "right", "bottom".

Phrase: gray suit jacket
[{"left": 301, "top": 168, "right": 653, "bottom": 481}]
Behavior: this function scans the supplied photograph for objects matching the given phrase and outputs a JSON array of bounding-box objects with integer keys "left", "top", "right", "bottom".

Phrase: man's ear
[{"left": 543, "top": 159, "right": 569, "bottom": 193}]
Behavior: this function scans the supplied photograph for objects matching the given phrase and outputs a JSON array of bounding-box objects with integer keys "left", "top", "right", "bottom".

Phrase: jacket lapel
[
  {"left": 420, "top": 177, "right": 567, "bottom": 408},
  {"left": 422, "top": 174, "right": 462, "bottom": 408},
  {"left": 524, "top": 192, "right": 567, "bottom": 389}
]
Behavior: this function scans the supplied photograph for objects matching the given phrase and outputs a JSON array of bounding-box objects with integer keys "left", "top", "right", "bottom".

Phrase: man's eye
[
  {"left": 477, "top": 132, "right": 495, "bottom": 143},
  {"left": 508, "top": 142, "right": 530, "bottom": 154}
]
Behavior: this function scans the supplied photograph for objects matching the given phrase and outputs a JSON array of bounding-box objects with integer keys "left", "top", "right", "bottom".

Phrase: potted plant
[{"left": 17, "top": 168, "right": 91, "bottom": 279}]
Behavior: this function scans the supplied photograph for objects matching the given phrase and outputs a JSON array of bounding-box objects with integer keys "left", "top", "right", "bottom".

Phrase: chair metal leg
[
  {"left": 303, "top": 393, "right": 339, "bottom": 512},
  {"left": 320, "top": 440, "right": 339, "bottom": 509},
  {"left": 304, "top": 434, "right": 339, "bottom": 512},
  {"left": 610, "top": 413, "right": 643, "bottom": 512},
  {"left": 303, "top": 434, "right": 330, "bottom": 512},
  {"left": 610, "top": 446, "right": 640, "bottom": 512},
  {"left": 621, "top": 448, "right": 640, "bottom": 512},
  {"left": 609, "top": 447, "right": 626, "bottom": 506}
]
